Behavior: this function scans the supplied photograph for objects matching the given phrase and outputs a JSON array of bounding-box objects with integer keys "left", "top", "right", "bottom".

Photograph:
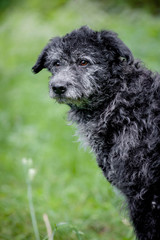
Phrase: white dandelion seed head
[
  {"left": 22, "top": 158, "right": 28, "bottom": 165},
  {"left": 28, "top": 168, "right": 37, "bottom": 181},
  {"left": 22, "top": 157, "right": 33, "bottom": 166}
]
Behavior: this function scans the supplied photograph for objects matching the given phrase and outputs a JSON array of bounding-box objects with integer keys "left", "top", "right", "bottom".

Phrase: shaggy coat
[{"left": 32, "top": 26, "right": 160, "bottom": 240}]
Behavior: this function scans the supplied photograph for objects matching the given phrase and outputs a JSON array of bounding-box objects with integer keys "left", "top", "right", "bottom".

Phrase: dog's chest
[
  {"left": 76, "top": 119, "right": 105, "bottom": 154},
  {"left": 76, "top": 117, "right": 142, "bottom": 189}
]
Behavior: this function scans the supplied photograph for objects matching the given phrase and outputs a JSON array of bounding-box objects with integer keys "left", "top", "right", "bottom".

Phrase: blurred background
[{"left": 1, "top": 0, "right": 160, "bottom": 239}]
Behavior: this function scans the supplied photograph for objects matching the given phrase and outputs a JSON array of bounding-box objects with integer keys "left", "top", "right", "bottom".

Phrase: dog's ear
[
  {"left": 32, "top": 37, "right": 61, "bottom": 74},
  {"left": 32, "top": 46, "right": 48, "bottom": 74},
  {"left": 99, "top": 30, "right": 134, "bottom": 64}
]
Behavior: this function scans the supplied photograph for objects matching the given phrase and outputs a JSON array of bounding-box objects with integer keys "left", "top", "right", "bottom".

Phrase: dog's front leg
[{"left": 127, "top": 190, "right": 160, "bottom": 240}]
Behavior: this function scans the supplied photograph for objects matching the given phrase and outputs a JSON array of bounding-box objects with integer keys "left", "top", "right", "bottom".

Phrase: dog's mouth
[
  {"left": 54, "top": 95, "right": 82, "bottom": 105},
  {"left": 54, "top": 95, "right": 68, "bottom": 104},
  {"left": 51, "top": 91, "right": 89, "bottom": 108}
]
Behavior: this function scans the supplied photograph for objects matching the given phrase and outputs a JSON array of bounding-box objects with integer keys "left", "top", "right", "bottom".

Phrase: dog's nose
[{"left": 52, "top": 85, "right": 67, "bottom": 95}]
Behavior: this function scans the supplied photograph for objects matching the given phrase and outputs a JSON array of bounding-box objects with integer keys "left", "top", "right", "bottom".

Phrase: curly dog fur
[{"left": 32, "top": 26, "right": 160, "bottom": 240}]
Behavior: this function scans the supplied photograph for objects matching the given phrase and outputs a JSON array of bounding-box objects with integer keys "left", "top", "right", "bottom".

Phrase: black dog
[{"left": 32, "top": 26, "right": 160, "bottom": 240}]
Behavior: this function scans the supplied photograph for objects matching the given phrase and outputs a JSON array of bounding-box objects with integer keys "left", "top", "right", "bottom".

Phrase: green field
[{"left": 1, "top": 1, "right": 160, "bottom": 239}]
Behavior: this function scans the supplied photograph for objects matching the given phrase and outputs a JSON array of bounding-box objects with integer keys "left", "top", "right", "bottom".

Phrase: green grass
[{"left": 1, "top": 0, "right": 160, "bottom": 239}]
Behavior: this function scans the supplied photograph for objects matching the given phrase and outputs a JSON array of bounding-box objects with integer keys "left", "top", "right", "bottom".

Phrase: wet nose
[{"left": 52, "top": 85, "right": 67, "bottom": 95}]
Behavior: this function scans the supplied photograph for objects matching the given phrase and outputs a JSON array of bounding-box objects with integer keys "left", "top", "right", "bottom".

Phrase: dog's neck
[{"left": 68, "top": 91, "right": 119, "bottom": 126}]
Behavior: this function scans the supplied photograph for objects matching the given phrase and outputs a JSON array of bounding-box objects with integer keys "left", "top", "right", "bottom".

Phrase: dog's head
[{"left": 32, "top": 26, "right": 133, "bottom": 106}]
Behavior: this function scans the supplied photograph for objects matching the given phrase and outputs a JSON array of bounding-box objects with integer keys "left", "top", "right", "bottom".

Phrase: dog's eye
[
  {"left": 79, "top": 60, "right": 89, "bottom": 67},
  {"left": 53, "top": 61, "right": 61, "bottom": 67}
]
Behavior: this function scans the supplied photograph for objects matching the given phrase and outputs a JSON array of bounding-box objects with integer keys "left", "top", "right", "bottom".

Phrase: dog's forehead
[{"left": 47, "top": 34, "right": 101, "bottom": 62}]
